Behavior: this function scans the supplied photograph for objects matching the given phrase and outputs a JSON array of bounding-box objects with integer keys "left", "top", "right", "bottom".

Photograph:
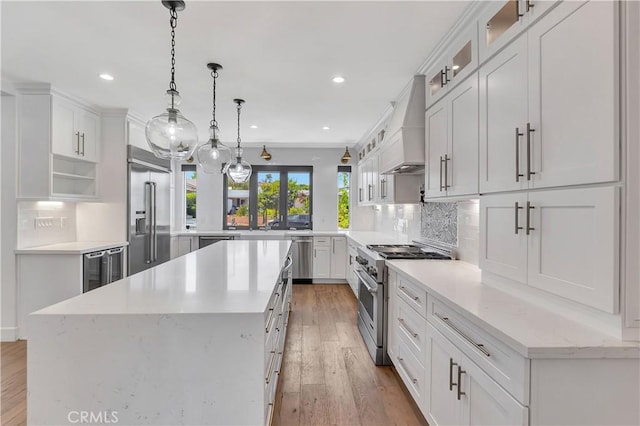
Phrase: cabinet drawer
[
  {"left": 395, "top": 339, "right": 426, "bottom": 404},
  {"left": 428, "top": 297, "right": 529, "bottom": 404},
  {"left": 396, "top": 298, "right": 428, "bottom": 365},
  {"left": 313, "top": 237, "right": 331, "bottom": 247},
  {"left": 397, "top": 275, "right": 428, "bottom": 317}
]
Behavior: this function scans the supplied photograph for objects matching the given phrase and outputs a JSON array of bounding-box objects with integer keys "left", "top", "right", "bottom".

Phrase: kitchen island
[{"left": 27, "top": 240, "right": 292, "bottom": 426}]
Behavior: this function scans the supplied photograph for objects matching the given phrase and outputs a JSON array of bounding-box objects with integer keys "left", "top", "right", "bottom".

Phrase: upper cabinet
[
  {"left": 479, "top": 0, "right": 558, "bottom": 63},
  {"left": 426, "top": 25, "right": 478, "bottom": 108},
  {"left": 51, "top": 96, "right": 99, "bottom": 162},
  {"left": 479, "top": 0, "right": 618, "bottom": 194},
  {"left": 17, "top": 85, "right": 101, "bottom": 200},
  {"left": 425, "top": 73, "right": 479, "bottom": 199}
]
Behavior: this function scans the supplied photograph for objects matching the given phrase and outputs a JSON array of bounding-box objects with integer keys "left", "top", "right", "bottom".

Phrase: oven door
[{"left": 355, "top": 266, "right": 384, "bottom": 345}]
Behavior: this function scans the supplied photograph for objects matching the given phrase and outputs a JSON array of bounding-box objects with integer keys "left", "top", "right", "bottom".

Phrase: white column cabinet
[
  {"left": 480, "top": 0, "right": 618, "bottom": 194},
  {"left": 330, "top": 237, "right": 347, "bottom": 279},
  {"left": 479, "top": 35, "right": 529, "bottom": 194},
  {"left": 51, "top": 96, "right": 99, "bottom": 163},
  {"left": 481, "top": 186, "right": 620, "bottom": 313}
]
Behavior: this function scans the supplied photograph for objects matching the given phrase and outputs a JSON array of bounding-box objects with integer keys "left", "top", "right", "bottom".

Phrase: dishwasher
[{"left": 291, "top": 236, "right": 313, "bottom": 284}]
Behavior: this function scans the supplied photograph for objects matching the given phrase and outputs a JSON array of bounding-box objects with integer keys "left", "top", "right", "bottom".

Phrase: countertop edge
[{"left": 15, "top": 241, "right": 129, "bottom": 255}]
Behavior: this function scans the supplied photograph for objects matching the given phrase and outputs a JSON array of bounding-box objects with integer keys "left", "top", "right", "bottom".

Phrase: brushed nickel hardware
[
  {"left": 457, "top": 366, "right": 466, "bottom": 400},
  {"left": 439, "top": 156, "right": 445, "bottom": 191},
  {"left": 332, "top": 238, "right": 335, "bottom": 254},
  {"left": 81, "top": 133, "right": 85, "bottom": 156},
  {"left": 368, "top": 184, "right": 373, "bottom": 201},
  {"left": 75, "top": 131, "right": 81, "bottom": 154},
  {"left": 399, "top": 285, "right": 420, "bottom": 302},
  {"left": 265, "top": 350, "right": 276, "bottom": 384},
  {"left": 397, "top": 356, "right": 418, "bottom": 384},
  {"left": 526, "top": 201, "right": 535, "bottom": 235},
  {"left": 515, "top": 127, "right": 524, "bottom": 182},
  {"left": 515, "top": 202, "right": 524, "bottom": 234},
  {"left": 359, "top": 188, "right": 363, "bottom": 202},
  {"left": 440, "top": 69, "right": 446, "bottom": 87},
  {"left": 435, "top": 313, "right": 491, "bottom": 357},
  {"left": 265, "top": 308, "right": 275, "bottom": 333},
  {"left": 526, "top": 122, "right": 536, "bottom": 180},
  {"left": 516, "top": 0, "right": 524, "bottom": 20},
  {"left": 398, "top": 318, "right": 418, "bottom": 338},
  {"left": 526, "top": 0, "right": 534, "bottom": 12},
  {"left": 449, "top": 358, "right": 458, "bottom": 391},
  {"left": 443, "top": 154, "right": 451, "bottom": 190},
  {"left": 444, "top": 66, "right": 451, "bottom": 85}
]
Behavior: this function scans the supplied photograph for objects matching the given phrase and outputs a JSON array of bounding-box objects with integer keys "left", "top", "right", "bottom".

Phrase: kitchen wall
[
  {"left": 16, "top": 201, "right": 77, "bottom": 248},
  {"left": 179, "top": 147, "right": 346, "bottom": 232}
]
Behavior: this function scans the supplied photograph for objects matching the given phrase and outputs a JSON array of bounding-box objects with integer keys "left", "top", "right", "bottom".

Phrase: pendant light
[
  {"left": 260, "top": 145, "right": 272, "bottom": 161},
  {"left": 196, "top": 63, "right": 232, "bottom": 173},
  {"left": 145, "top": 1, "right": 198, "bottom": 160},
  {"left": 226, "top": 99, "right": 253, "bottom": 183},
  {"left": 340, "top": 146, "right": 352, "bottom": 164}
]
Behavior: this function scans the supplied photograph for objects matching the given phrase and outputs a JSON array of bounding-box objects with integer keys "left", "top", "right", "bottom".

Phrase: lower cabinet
[
  {"left": 312, "top": 236, "right": 347, "bottom": 280},
  {"left": 347, "top": 241, "right": 359, "bottom": 297}
]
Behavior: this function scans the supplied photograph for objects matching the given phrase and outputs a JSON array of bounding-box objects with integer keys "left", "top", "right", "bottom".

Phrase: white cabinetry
[
  {"left": 426, "top": 24, "right": 478, "bottom": 107},
  {"left": 313, "top": 236, "right": 347, "bottom": 280},
  {"left": 346, "top": 241, "right": 359, "bottom": 296},
  {"left": 358, "top": 155, "right": 379, "bottom": 205},
  {"left": 480, "top": 0, "right": 618, "bottom": 194},
  {"left": 17, "top": 86, "right": 100, "bottom": 200},
  {"left": 480, "top": 186, "right": 619, "bottom": 313},
  {"left": 51, "top": 96, "right": 99, "bottom": 162},
  {"left": 171, "top": 236, "right": 197, "bottom": 259},
  {"left": 425, "top": 74, "right": 479, "bottom": 199}
]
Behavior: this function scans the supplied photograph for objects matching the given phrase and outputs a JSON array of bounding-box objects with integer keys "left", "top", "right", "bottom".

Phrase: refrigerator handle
[
  {"left": 152, "top": 182, "right": 158, "bottom": 262},
  {"left": 107, "top": 255, "right": 113, "bottom": 284},
  {"left": 145, "top": 182, "right": 153, "bottom": 264}
]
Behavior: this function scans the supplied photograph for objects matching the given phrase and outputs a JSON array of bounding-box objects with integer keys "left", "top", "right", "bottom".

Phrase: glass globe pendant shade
[
  {"left": 226, "top": 158, "right": 253, "bottom": 183},
  {"left": 146, "top": 90, "right": 198, "bottom": 160},
  {"left": 196, "top": 125, "right": 232, "bottom": 174}
]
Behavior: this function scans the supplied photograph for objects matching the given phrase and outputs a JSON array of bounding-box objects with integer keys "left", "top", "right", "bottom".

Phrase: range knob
[{"left": 367, "top": 267, "right": 378, "bottom": 277}]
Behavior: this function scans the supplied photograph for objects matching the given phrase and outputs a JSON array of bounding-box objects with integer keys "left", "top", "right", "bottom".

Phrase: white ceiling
[{"left": 1, "top": 1, "right": 469, "bottom": 147}]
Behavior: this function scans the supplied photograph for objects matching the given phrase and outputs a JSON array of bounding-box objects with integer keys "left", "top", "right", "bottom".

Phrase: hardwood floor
[
  {"left": 273, "top": 284, "right": 427, "bottom": 426},
  {"left": 1, "top": 339, "right": 26, "bottom": 426},
  {"left": 0, "top": 284, "right": 426, "bottom": 426}
]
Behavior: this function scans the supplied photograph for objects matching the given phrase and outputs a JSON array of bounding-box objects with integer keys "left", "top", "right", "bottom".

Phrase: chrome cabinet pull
[
  {"left": 265, "top": 308, "right": 275, "bottom": 333},
  {"left": 399, "top": 285, "right": 420, "bottom": 302},
  {"left": 398, "top": 318, "right": 418, "bottom": 338},
  {"left": 75, "top": 131, "right": 80, "bottom": 154},
  {"left": 449, "top": 358, "right": 458, "bottom": 391},
  {"left": 516, "top": 0, "right": 524, "bottom": 20},
  {"left": 457, "top": 366, "right": 466, "bottom": 400},
  {"left": 265, "top": 350, "right": 277, "bottom": 384},
  {"left": 435, "top": 313, "right": 491, "bottom": 357},
  {"left": 359, "top": 188, "right": 363, "bottom": 202},
  {"left": 440, "top": 69, "right": 446, "bottom": 87},
  {"left": 368, "top": 184, "right": 373, "bottom": 201},
  {"left": 443, "top": 66, "right": 451, "bottom": 85},
  {"left": 526, "top": 0, "right": 534, "bottom": 12},
  {"left": 515, "top": 127, "right": 524, "bottom": 182},
  {"left": 515, "top": 202, "right": 524, "bottom": 234},
  {"left": 526, "top": 201, "right": 535, "bottom": 235},
  {"left": 81, "top": 132, "right": 85, "bottom": 156},
  {"left": 443, "top": 154, "right": 451, "bottom": 190},
  {"left": 526, "top": 123, "right": 536, "bottom": 180},
  {"left": 439, "top": 156, "right": 444, "bottom": 191},
  {"left": 397, "top": 356, "right": 418, "bottom": 385}
]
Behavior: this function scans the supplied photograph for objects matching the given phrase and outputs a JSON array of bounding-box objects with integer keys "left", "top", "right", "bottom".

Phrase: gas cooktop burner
[{"left": 366, "top": 244, "right": 451, "bottom": 260}]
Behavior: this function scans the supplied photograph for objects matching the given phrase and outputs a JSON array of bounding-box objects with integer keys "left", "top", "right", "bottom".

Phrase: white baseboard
[{"left": 1, "top": 327, "right": 18, "bottom": 342}]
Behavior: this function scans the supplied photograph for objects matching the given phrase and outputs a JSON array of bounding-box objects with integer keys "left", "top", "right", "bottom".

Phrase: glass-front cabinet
[
  {"left": 425, "top": 24, "right": 478, "bottom": 108},
  {"left": 479, "top": 0, "right": 559, "bottom": 62}
]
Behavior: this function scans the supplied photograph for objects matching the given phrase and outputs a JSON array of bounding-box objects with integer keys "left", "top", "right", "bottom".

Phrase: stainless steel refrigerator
[{"left": 128, "top": 146, "right": 171, "bottom": 275}]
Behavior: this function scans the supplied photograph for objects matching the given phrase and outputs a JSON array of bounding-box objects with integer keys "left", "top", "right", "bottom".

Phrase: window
[
  {"left": 338, "top": 166, "right": 351, "bottom": 229},
  {"left": 182, "top": 164, "right": 197, "bottom": 230},
  {"left": 224, "top": 166, "right": 313, "bottom": 230}
]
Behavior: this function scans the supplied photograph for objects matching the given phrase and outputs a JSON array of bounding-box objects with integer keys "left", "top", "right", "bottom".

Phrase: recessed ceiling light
[
  {"left": 99, "top": 73, "right": 114, "bottom": 81},
  {"left": 250, "top": 125, "right": 258, "bottom": 129},
  {"left": 322, "top": 126, "right": 330, "bottom": 130},
  {"left": 332, "top": 76, "right": 345, "bottom": 84}
]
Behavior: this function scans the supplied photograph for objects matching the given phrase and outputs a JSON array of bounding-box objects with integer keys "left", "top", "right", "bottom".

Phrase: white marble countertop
[
  {"left": 171, "top": 229, "right": 348, "bottom": 238},
  {"left": 387, "top": 260, "right": 640, "bottom": 359},
  {"left": 15, "top": 241, "right": 129, "bottom": 255},
  {"left": 31, "top": 240, "right": 292, "bottom": 315}
]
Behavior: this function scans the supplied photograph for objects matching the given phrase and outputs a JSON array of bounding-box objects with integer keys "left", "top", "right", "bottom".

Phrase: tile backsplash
[
  {"left": 17, "top": 201, "right": 76, "bottom": 248},
  {"left": 420, "top": 202, "right": 458, "bottom": 246}
]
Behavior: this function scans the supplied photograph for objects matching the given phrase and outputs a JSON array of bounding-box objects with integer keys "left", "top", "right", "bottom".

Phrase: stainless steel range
[{"left": 355, "top": 243, "right": 451, "bottom": 365}]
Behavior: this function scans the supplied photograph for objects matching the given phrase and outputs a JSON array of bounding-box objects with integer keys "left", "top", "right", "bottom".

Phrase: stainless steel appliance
[
  {"left": 355, "top": 243, "right": 451, "bottom": 365},
  {"left": 83, "top": 246, "right": 125, "bottom": 292},
  {"left": 128, "top": 146, "right": 171, "bottom": 275},
  {"left": 199, "top": 235, "right": 234, "bottom": 248},
  {"left": 291, "top": 236, "right": 313, "bottom": 283}
]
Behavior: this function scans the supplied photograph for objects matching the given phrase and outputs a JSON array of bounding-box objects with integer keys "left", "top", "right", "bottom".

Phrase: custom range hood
[{"left": 379, "top": 75, "right": 426, "bottom": 175}]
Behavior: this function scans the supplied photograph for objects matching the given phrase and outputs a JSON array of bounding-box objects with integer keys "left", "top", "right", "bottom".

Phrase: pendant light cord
[
  {"left": 211, "top": 69, "right": 218, "bottom": 128},
  {"left": 169, "top": 7, "right": 178, "bottom": 92},
  {"left": 236, "top": 102, "right": 242, "bottom": 148}
]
